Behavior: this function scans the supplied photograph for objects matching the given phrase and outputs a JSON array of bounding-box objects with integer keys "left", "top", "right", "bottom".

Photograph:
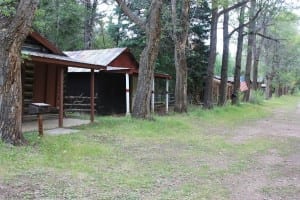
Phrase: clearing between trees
[{"left": 0, "top": 96, "right": 299, "bottom": 199}]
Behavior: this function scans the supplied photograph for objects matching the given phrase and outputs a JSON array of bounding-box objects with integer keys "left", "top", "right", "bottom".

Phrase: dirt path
[
  {"left": 231, "top": 103, "right": 300, "bottom": 142},
  {"left": 225, "top": 103, "right": 300, "bottom": 200}
]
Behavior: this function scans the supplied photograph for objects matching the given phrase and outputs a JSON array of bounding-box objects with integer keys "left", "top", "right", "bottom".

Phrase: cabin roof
[
  {"left": 28, "top": 32, "right": 64, "bottom": 55},
  {"left": 21, "top": 32, "right": 106, "bottom": 70},
  {"left": 214, "top": 75, "right": 234, "bottom": 83},
  {"left": 65, "top": 48, "right": 171, "bottom": 79},
  {"left": 22, "top": 50, "right": 106, "bottom": 69},
  {"left": 64, "top": 48, "right": 129, "bottom": 66}
]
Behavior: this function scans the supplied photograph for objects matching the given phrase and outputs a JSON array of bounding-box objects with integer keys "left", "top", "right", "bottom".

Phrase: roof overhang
[
  {"left": 106, "top": 66, "right": 130, "bottom": 71},
  {"left": 131, "top": 70, "right": 172, "bottom": 80},
  {"left": 22, "top": 51, "right": 106, "bottom": 70},
  {"left": 68, "top": 66, "right": 129, "bottom": 73},
  {"left": 28, "top": 31, "right": 63, "bottom": 55}
]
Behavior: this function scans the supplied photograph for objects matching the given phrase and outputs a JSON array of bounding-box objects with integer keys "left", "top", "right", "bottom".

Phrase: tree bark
[
  {"left": 84, "top": 0, "right": 98, "bottom": 49},
  {"left": 130, "top": 0, "right": 163, "bottom": 118},
  {"left": 172, "top": 0, "right": 190, "bottom": 113},
  {"left": 244, "top": 0, "right": 256, "bottom": 101},
  {"left": 0, "top": 0, "right": 39, "bottom": 145},
  {"left": 218, "top": 8, "right": 229, "bottom": 106},
  {"left": 252, "top": 26, "right": 266, "bottom": 90},
  {"left": 232, "top": 5, "right": 245, "bottom": 105},
  {"left": 203, "top": 0, "right": 218, "bottom": 109},
  {"left": 265, "top": 74, "right": 272, "bottom": 99}
]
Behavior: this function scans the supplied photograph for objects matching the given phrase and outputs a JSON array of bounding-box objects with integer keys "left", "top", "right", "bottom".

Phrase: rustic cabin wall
[
  {"left": 22, "top": 62, "right": 35, "bottom": 114},
  {"left": 109, "top": 52, "right": 138, "bottom": 69},
  {"left": 32, "top": 62, "right": 59, "bottom": 107},
  {"left": 212, "top": 79, "right": 219, "bottom": 103},
  {"left": 33, "top": 62, "right": 47, "bottom": 103},
  {"left": 46, "top": 64, "right": 58, "bottom": 106},
  {"left": 227, "top": 84, "right": 233, "bottom": 101}
]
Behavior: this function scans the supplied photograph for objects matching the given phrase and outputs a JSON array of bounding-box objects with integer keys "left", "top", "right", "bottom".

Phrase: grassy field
[{"left": 0, "top": 95, "right": 299, "bottom": 199}]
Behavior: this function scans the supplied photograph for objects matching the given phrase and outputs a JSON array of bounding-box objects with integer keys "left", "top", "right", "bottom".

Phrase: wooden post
[
  {"left": 125, "top": 73, "right": 130, "bottom": 115},
  {"left": 166, "top": 79, "right": 169, "bottom": 113},
  {"left": 90, "top": 69, "right": 95, "bottom": 122},
  {"left": 38, "top": 114, "right": 43, "bottom": 136},
  {"left": 151, "top": 78, "right": 155, "bottom": 113},
  {"left": 59, "top": 67, "right": 64, "bottom": 128}
]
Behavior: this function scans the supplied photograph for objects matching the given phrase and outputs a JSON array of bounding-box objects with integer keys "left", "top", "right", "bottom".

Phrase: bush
[{"left": 249, "top": 89, "right": 265, "bottom": 104}]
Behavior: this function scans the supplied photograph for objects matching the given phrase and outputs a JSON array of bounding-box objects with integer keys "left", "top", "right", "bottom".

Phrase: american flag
[{"left": 240, "top": 76, "right": 248, "bottom": 92}]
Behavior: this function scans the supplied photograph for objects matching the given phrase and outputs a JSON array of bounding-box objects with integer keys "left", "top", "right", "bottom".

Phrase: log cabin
[
  {"left": 21, "top": 32, "right": 105, "bottom": 126},
  {"left": 212, "top": 76, "right": 234, "bottom": 104}
]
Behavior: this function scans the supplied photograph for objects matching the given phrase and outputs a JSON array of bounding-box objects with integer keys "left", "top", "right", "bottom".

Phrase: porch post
[
  {"left": 125, "top": 73, "right": 130, "bottom": 115},
  {"left": 90, "top": 69, "right": 95, "bottom": 123},
  {"left": 151, "top": 77, "right": 155, "bottom": 113},
  {"left": 59, "top": 67, "right": 64, "bottom": 128},
  {"left": 166, "top": 79, "right": 169, "bottom": 113}
]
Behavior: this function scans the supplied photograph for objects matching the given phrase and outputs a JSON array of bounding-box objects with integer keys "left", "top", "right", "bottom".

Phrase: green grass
[{"left": 0, "top": 95, "right": 299, "bottom": 199}]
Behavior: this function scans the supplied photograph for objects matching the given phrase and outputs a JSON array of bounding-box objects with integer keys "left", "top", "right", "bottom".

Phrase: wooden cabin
[
  {"left": 65, "top": 49, "right": 171, "bottom": 115},
  {"left": 212, "top": 76, "right": 234, "bottom": 104},
  {"left": 21, "top": 32, "right": 105, "bottom": 126}
]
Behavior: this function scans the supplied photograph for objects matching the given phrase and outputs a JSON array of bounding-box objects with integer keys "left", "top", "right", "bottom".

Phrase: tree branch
[
  {"left": 256, "top": 32, "right": 281, "bottom": 42},
  {"left": 227, "top": 7, "right": 262, "bottom": 39},
  {"left": 115, "top": 0, "right": 146, "bottom": 31},
  {"left": 217, "top": 0, "right": 249, "bottom": 18}
]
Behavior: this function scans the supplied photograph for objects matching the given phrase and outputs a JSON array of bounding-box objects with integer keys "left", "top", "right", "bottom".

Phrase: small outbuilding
[
  {"left": 65, "top": 49, "right": 171, "bottom": 115},
  {"left": 21, "top": 32, "right": 105, "bottom": 127},
  {"left": 212, "top": 76, "right": 234, "bottom": 103}
]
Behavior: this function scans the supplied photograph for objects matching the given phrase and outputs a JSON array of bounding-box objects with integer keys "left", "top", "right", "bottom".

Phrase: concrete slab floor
[{"left": 22, "top": 118, "right": 90, "bottom": 132}]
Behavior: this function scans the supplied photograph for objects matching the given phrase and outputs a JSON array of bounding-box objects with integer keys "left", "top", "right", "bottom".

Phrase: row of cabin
[
  {"left": 21, "top": 31, "right": 265, "bottom": 124},
  {"left": 21, "top": 32, "right": 171, "bottom": 126},
  {"left": 212, "top": 76, "right": 234, "bottom": 103}
]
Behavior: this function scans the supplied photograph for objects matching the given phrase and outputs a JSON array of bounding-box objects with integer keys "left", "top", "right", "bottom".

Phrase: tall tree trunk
[
  {"left": 252, "top": 27, "right": 266, "bottom": 90},
  {"left": 0, "top": 0, "right": 39, "bottom": 145},
  {"left": 265, "top": 41, "right": 277, "bottom": 99},
  {"left": 131, "top": 0, "right": 163, "bottom": 118},
  {"left": 172, "top": 0, "right": 190, "bottom": 113},
  {"left": 174, "top": 47, "right": 188, "bottom": 112},
  {"left": 55, "top": 0, "right": 60, "bottom": 45},
  {"left": 115, "top": 7, "right": 122, "bottom": 46},
  {"left": 243, "top": 0, "right": 256, "bottom": 101},
  {"left": 265, "top": 74, "right": 272, "bottom": 99},
  {"left": 84, "top": 0, "right": 98, "bottom": 49},
  {"left": 203, "top": 0, "right": 218, "bottom": 109},
  {"left": 218, "top": 9, "right": 229, "bottom": 106},
  {"left": 252, "top": 37, "right": 258, "bottom": 89},
  {"left": 232, "top": 5, "right": 245, "bottom": 105}
]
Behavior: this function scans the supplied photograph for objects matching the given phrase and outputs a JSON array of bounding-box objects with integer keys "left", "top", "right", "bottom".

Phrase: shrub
[{"left": 249, "top": 89, "right": 265, "bottom": 104}]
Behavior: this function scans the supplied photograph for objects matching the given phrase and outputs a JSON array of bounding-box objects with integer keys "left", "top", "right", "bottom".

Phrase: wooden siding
[
  {"left": 32, "top": 62, "right": 58, "bottom": 107},
  {"left": 212, "top": 78, "right": 233, "bottom": 104},
  {"left": 109, "top": 52, "right": 138, "bottom": 69}
]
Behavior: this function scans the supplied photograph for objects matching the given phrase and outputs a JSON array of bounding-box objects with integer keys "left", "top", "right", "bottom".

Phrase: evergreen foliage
[
  {"left": 33, "top": 0, "right": 85, "bottom": 50},
  {"left": 187, "top": 0, "right": 210, "bottom": 103}
]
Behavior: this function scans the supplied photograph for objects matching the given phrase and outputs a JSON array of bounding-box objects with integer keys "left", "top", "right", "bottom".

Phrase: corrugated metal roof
[
  {"left": 22, "top": 50, "right": 80, "bottom": 63},
  {"left": 22, "top": 50, "right": 106, "bottom": 69},
  {"left": 64, "top": 48, "right": 128, "bottom": 66}
]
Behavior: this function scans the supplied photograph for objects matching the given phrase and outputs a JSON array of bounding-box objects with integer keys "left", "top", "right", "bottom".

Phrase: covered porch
[{"left": 21, "top": 50, "right": 106, "bottom": 128}]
